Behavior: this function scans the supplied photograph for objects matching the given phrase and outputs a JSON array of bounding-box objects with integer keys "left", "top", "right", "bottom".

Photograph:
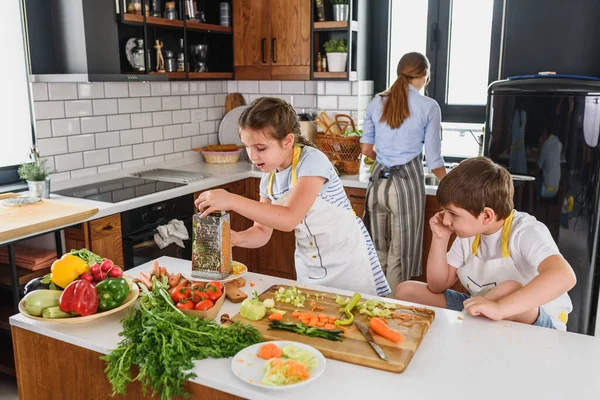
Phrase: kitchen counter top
[
  {"left": 0, "top": 158, "right": 438, "bottom": 246},
  {"left": 10, "top": 256, "right": 600, "bottom": 400}
]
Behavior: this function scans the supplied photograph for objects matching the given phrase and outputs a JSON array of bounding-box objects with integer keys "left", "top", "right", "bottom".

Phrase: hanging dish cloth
[{"left": 154, "top": 219, "right": 189, "bottom": 249}]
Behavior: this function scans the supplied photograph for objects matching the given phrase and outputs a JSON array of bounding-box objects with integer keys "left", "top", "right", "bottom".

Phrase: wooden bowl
[{"left": 19, "top": 281, "right": 139, "bottom": 324}]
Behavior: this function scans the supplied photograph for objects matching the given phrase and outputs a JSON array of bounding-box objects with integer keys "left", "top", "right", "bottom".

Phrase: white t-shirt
[
  {"left": 538, "top": 134, "right": 562, "bottom": 191},
  {"left": 447, "top": 210, "right": 573, "bottom": 321}
]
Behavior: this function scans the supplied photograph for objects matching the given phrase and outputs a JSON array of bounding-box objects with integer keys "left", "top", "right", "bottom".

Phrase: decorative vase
[
  {"left": 333, "top": 4, "right": 349, "bottom": 21},
  {"left": 27, "top": 180, "right": 47, "bottom": 199},
  {"left": 326, "top": 52, "right": 348, "bottom": 72}
]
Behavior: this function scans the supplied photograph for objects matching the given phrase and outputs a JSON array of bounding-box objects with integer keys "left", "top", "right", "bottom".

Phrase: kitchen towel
[{"left": 154, "top": 219, "right": 189, "bottom": 249}]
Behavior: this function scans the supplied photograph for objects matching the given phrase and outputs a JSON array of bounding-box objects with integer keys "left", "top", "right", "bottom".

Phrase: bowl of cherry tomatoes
[{"left": 169, "top": 279, "right": 226, "bottom": 320}]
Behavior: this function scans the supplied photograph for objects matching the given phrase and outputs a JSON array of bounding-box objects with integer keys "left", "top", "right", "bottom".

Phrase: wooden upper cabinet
[{"left": 233, "top": 0, "right": 310, "bottom": 81}]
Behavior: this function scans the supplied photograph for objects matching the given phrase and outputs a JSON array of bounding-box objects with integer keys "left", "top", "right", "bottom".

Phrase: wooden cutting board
[
  {"left": 224, "top": 93, "right": 246, "bottom": 114},
  {"left": 0, "top": 194, "right": 99, "bottom": 243},
  {"left": 231, "top": 284, "right": 435, "bottom": 373}
]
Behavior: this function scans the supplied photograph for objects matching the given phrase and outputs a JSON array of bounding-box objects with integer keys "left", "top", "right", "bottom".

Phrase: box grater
[{"left": 191, "top": 211, "right": 232, "bottom": 280}]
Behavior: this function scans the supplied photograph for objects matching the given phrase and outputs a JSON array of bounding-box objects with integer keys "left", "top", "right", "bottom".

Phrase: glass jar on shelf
[
  {"left": 164, "top": 50, "right": 176, "bottom": 72},
  {"left": 131, "top": 39, "right": 146, "bottom": 72},
  {"left": 164, "top": 1, "right": 178, "bottom": 20},
  {"left": 127, "top": 0, "right": 142, "bottom": 15}
]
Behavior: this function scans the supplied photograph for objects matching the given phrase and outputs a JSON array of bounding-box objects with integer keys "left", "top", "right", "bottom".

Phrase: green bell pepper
[{"left": 95, "top": 278, "right": 130, "bottom": 312}]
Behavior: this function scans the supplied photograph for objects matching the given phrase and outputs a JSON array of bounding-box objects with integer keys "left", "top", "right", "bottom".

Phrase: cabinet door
[
  {"left": 64, "top": 223, "right": 90, "bottom": 253},
  {"left": 233, "top": 0, "right": 271, "bottom": 80},
  {"left": 345, "top": 187, "right": 367, "bottom": 219},
  {"left": 269, "top": 0, "right": 311, "bottom": 80},
  {"left": 89, "top": 214, "right": 124, "bottom": 269}
]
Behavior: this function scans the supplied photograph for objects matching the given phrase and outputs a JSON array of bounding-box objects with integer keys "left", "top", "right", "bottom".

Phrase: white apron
[
  {"left": 456, "top": 211, "right": 571, "bottom": 330},
  {"left": 267, "top": 147, "right": 390, "bottom": 296}
]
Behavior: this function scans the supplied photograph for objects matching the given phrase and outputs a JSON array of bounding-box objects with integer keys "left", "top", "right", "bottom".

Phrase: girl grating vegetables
[{"left": 195, "top": 98, "right": 390, "bottom": 296}]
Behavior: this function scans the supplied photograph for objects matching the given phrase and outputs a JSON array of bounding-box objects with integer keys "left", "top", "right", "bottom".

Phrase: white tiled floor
[{"left": 0, "top": 374, "right": 18, "bottom": 400}]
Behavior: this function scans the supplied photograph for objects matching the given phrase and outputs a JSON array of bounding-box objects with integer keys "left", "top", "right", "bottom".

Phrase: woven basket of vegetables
[{"left": 314, "top": 113, "right": 362, "bottom": 175}]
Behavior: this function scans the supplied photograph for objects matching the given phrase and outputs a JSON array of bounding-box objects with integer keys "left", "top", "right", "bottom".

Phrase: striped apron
[{"left": 364, "top": 155, "right": 425, "bottom": 293}]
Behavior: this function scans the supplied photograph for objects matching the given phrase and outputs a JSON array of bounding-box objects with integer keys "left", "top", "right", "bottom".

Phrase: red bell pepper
[{"left": 59, "top": 280, "right": 98, "bottom": 316}]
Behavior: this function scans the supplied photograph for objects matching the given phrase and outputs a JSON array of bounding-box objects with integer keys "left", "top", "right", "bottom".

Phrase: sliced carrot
[
  {"left": 268, "top": 313, "right": 283, "bottom": 321},
  {"left": 314, "top": 306, "right": 324, "bottom": 311},
  {"left": 328, "top": 317, "right": 337, "bottom": 323},
  {"left": 318, "top": 314, "right": 328, "bottom": 319},
  {"left": 292, "top": 311, "right": 301, "bottom": 318},
  {"left": 300, "top": 319, "right": 310, "bottom": 325},
  {"left": 369, "top": 317, "right": 405, "bottom": 343},
  {"left": 258, "top": 343, "right": 282, "bottom": 360},
  {"left": 316, "top": 321, "right": 325, "bottom": 327},
  {"left": 307, "top": 318, "right": 318, "bottom": 327},
  {"left": 323, "top": 323, "right": 336, "bottom": 330}
]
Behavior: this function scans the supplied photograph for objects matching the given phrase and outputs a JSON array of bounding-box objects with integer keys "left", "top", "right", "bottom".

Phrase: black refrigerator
[{"left": 485, "top": 75, "right": 600, "bottom": 335}]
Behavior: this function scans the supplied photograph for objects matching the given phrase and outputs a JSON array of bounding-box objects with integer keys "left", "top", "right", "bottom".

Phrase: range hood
[{"left": 25, "top": 0, "right": 166, "bottom": 82}]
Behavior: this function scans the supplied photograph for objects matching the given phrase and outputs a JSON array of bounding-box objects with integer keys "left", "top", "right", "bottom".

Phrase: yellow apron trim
[
  {"left": 544, "top": 185, "right": 557, "bottom": 192},
  {"left": 557, "top": 311, "right": 568, "bottom": 324},
  {"left": 267, "top": 146, "right": 302, "bottom": 197},
  {"left": 471, "top": 211, "right": 515, "bottom": 258}
]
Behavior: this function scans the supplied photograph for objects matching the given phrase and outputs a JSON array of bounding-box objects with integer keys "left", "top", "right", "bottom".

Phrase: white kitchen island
[{"left": 10, "top": 256, "right": 600, "bottom": 400}]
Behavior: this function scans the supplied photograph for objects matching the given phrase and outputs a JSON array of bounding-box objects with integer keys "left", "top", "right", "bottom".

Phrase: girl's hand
[
  {"left": 194, "top": 189, "right": 233, "bottom": 218},
  {"left": 430, "top": 211, "right": 453, "bottom": 240}
]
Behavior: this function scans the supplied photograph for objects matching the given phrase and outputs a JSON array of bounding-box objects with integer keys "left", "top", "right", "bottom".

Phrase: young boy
[{"left": 395, "top": 157, "right": 576, "bottom": 330}]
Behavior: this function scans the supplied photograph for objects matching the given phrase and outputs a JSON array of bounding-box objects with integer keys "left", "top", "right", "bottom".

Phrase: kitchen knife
[{"left": 355, "top": 321, "right": 389, "bottom": 361}]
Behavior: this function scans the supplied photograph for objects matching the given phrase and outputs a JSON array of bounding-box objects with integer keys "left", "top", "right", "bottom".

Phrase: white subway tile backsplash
[
  {"left": 35, "top": 101, "right": 65, "bottom": 120},
  {"left": 80, "top": 116, "right": 107, "bottom": 134},
  {"left": 171, "top": 82, "right": 189, "bottom": 95},
  {"left": 163, "top": 124, "right": 182, "bottom": 139},
  {"left": 162, "top": 96, "right": 181, "bottom": 110},
  {"left": 304, "top": 81, "right": 318, "bottom": 95},
  {"left": 110, "top": 146, "right": 133, "bottom": 163},
  {"left": 143, "top": 126, "right": 163, "bottom": 142},
  {"left": 144, "top": 155, "right": 165, "bottom": 165},
  {"left": 352, "top": 81, "right": 359, "bottom": 96},
  {"left": 182, "top": 123, "right": 200, "bottom": 137},
  {"left": 84, "top": 149, "right": 109, "bottom": 167},
  {"left": 181, "top": 95, "right": 199, "bottom": 109},
  {"left": 128, "top": 82, "right": 151, "bottom": 97},
  {"left": 208, "top": 134, "right": 219, "bottom": 145},
  {"left": 317, "top": 81, "right": 325, "bottom": 95},
  {"left": 98, "top": 164, "right": 122, "bottom": 173},
  {"left": 206, "top": 81, "right": 223, "bottom": 94},
  {"left": 37, "top": 137, "right": 68, "bottom": 156},
  {"left": 151, "top": 82, "right": 171, "bottom": 96},
  {"left": 35, "top": 120, "right": 52, "bottom": 139},
  {"left": 141, "top": 97, "right": 162, "bottom": 112},
  {"left": 70, "top": 167, "right": 98, "bottom": 178},
  {"left": 120, "top": 129, "right": 143, "bottom": 145},
  {"left": 130, "top": 113, "right": 153, "bottom": 128},
  {"left": 238, "top": 81, "right": 259, "bottom": 93},
  {"left": 248, "top": 94, "right": 261, "bottom": 103},
  {"left": 107, "top": 114, "right": 131, "bottom": 131},
  {"left": 104, "top": 82, "right": 129, "bottom": 98},
  {"left": 172, "top": 110, "right": 191, "bottom": 124},
  {"left": 215, "top": 94, "right": 227, "bottom": 107},
  {"left": 93, "top": 99, "right": 119, "bottom": 115},
  {"left": 198, "top": 95, "right": 215, "bottom": 108},
  {"left": 118, "top": 98, "right": 141, "bottom": 114},
  {"left": 260, "top": 81, "right": 281, "bottom": 94},
  {"left": 152, "top": 111, "right": 172, "bottom": 126},
  {"left": 51, "top": 118, "right": 81, "bottom": 137},
  {"left": 207, "top": 107, "right": 224, "bottom": 120},
  {"left": 78, "top": 83, "right": 105, "bottom": 99},
  {"left": 227, "top": 81, "right": 238, "bottom": 93},
  {"left": 293, "top": 95, "right": 317, "bottom": 108},
  {"left": 41, "top": 157, "right": 55, "bottom": 172},
  {"left": 200, "top": 121, "right": 217, "bottom": 134},
  {"left": 165, "top": 152, "right": 183, "bottom": 161},
  {"left": 189, "top": 81, "right": 207, "bottom": 94},
  {"left": 325, "top": 82, "right": 352, "bottom": 95},
  {"left": 122, "top": 159, "right": 144, "bottom": 169},
  {"left": 174, "top": 137, "right": 192, "bottom": 152},
  {"left": 49, "top": 171, "right": 71, "bottom": 182},
  {"left": 96, "top": 131, "right": 121, "bottom": 149},
  {"left": 65, "top": 100, "right": 93, "bottom": 117},
  {"left": 338, "top": 96, "right": 358, "bottom": 110},
  {"left": 318, "top": 96, "right": 338, "bottom": 110},
  {"left": 154, "top": 139, "right": 174, "bottom": 155},
  {"left": 191, "top": 108, "right": 207, "bottom": 123},
  {"left": 133, "top": 142, "right": 154, "bottom": 159},
  {"left": 192, "top": 135, "right": 208, "bottom": 149},
  {"left": 282, "top": 81, "right": 305, "bottom": 94},
  {"left": 32, "top": 83, "right": 48, "bottom": 101},
  {"left": 55, "top": 152, "right": 83, "bottom": 171},
  {"left": 270, "top": 94, "right": 292, "bottom": 103},
  {"left": 68, "top": 134, "right": 96, "bottom": 152},
  {"left": 48, "top": 83, "right": 78, "bottom": 100}
]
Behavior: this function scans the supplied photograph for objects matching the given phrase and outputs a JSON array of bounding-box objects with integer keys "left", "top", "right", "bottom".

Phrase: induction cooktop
[{"left": 54, "top": 177, "right": 186, "bottom": 203}]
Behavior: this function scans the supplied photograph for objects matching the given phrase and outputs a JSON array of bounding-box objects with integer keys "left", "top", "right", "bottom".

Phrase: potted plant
[
  {"left": 18, "top": 146, "right": 53, "bottom": 198},
  {"left": 323, "top": 39, "right": 348, "bottom": 72},
  {"left": 330, "top": 0, "right": 349, "bottom": 21}
]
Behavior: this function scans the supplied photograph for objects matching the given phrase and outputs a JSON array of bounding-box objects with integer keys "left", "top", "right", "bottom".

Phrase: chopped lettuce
[
  {"left": 260, "top": 345, "right": 318, "bottom": 386},
  {"left": 282, "top": 345, "right": 318, "bottom": 369}
]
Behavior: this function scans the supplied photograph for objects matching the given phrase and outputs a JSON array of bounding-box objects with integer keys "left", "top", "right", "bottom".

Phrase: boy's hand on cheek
[
  {"left": 430, "top": 211, "right": 453, "bottom": 240},
  {"left": 463, "top": 297, "right": 504, "bottom": 321}
]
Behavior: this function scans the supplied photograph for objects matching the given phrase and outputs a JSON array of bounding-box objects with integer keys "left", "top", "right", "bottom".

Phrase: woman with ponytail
[
  {"left": 196, "top": 97, "right": 390, "bottom": 296},
  {"left": 361, "top": 52, "right": 446, "bottom": 296}
]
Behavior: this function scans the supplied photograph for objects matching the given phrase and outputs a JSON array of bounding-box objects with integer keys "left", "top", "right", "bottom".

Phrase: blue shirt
[{"left": 361, "top": 84, "right": 444, "bottom": 169}]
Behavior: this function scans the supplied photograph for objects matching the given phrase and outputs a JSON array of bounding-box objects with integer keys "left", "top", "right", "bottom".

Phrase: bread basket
[{"left": 201, "top": 149, "right": 242, "bottom": 164}]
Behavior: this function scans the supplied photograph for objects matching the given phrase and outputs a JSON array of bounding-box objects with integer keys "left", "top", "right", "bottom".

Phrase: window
[
  {"left": 387, "top": 0, "right": 504, "bottom": 123},
  {"left": 0, "top": 0, "right": 34, "bottom": 184}
]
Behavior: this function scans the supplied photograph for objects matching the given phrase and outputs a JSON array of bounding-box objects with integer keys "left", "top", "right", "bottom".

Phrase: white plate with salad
[{"left": 231, "top": 340, "right": 326, "bottom": 389}]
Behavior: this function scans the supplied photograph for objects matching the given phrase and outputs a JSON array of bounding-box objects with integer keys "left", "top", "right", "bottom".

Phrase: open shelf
[
  {"left": 186, "top": 21, "right": 232, "bottom": 33},
  {"left": 188, "top": 72, "right": 233, "bottom": 79},
  {"left": 0, "top": 265, "right": 49, "bottom": 288},
  {"left": 150, "top": 71, "right": 187, "bottom": 79},
  {"left": 313, "top": 20, "right": 358, "bottom": 31},
  {"left": 123, "top": 13, "right": 144, "bottom": 24},
  {"left": 145, "top": 16, "right": 184, "bottom": 29}
]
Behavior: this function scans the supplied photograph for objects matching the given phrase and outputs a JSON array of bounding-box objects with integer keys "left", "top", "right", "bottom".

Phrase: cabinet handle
[
  {"left": 103, "top": 225, "right": 114, "bottom": 231},
  {"left": 349, "top": 194, "right": 366, "bottom": 200},
  {"left": 272, "top": 38, "right": 277, "bottom": 63},
  {"left": 262, "top": 38, "right": 266, "bottom": 63}
]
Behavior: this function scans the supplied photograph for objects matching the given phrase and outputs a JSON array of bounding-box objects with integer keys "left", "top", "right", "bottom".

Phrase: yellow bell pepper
[{"left": 50, "top": 254, "right": 90, "bottom": 289}]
